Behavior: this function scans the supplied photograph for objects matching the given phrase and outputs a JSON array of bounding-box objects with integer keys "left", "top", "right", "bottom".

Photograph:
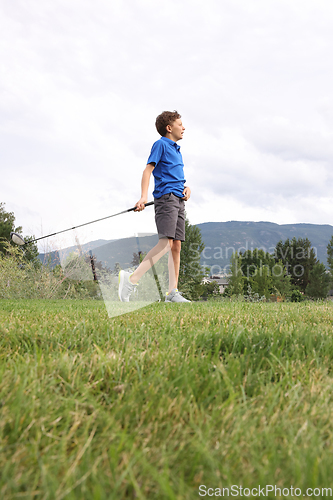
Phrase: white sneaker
[
  {"left": 118, "top": 270, "right": 137, "bottom": 302},
  {"left": 165, "top": 288, "right": 191, "bottom": 303}
]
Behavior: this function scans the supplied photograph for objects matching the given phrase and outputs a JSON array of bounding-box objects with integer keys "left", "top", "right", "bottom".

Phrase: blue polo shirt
[{"left": 147, "top": 136, "right": 186, "bottom": 199}]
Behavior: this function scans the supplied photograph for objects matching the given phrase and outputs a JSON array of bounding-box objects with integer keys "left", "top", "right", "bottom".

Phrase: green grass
[{"left": 1, "top": 300, "right": 333, "bottom": 499}]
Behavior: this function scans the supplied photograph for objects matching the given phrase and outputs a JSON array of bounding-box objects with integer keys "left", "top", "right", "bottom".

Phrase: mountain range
[{"left": 38, "top": 221, "right": 333, "bottom": 273}]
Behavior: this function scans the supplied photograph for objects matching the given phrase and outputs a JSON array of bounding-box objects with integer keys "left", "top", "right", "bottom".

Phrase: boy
[{"left": 118, "top": 110, "right": 191, "bottom": 303}]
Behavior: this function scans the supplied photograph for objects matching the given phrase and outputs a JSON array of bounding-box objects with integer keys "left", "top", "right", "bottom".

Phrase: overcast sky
[{"left": 1, "top": 0, "right": 333, "bottom": 252}]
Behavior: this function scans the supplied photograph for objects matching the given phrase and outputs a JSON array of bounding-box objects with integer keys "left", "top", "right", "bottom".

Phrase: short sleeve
[{"left": 147, "top": 140, "right": 164, "bottom": 166}]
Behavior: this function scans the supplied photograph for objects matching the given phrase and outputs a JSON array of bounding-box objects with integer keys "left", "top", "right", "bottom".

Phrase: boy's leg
[
  {"left": 130, "top": 238, "right": 173, "bottom": 284},
  {"left": 168, "top": 239, "right": 181, "bottom": 292},
  {"left": 121, "top": 194, "right": 189, "bottom": 301},
  {"left": 164, "top": 204, "right": 191, "bottom": 302},
  {"left": 129, "top": 237, "right": 182, "bottom": 291}
]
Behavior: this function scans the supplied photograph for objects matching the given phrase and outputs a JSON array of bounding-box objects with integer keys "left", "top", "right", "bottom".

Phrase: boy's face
[{"left": 166, "top": 118, "right": 185, "bottom": 142}]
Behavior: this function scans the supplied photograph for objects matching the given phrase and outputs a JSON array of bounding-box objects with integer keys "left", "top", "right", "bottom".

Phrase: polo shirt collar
[{"left": 161, "top": 136, "right": 180, "bottom": 151}]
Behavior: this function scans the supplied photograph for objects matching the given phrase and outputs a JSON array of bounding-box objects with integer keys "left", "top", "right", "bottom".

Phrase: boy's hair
[{"left": 155, "top": 110, "right": 181, "bottom": 137}]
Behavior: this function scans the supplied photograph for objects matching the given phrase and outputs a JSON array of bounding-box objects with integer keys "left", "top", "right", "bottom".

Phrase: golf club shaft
[{"left": 25, "top": 201, "right": 154, "bottom": 245}]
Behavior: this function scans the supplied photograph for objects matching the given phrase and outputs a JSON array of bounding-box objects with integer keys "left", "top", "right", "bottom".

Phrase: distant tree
[
  {"left": 249, "top": 264, "right": 272, "bottom": 299},
  {"left": 0, "top": 202, "right": 40, "bottom": 268},
  {"left": 237, "top": 250, "right": 293, "bottom": 300},
  {"left": 22, "top": 236, "right": 42, "bottom": 269},
  {"left": 241, "top": 248, "right": 275, "bottom": 277},
  {"left": 200, "top": 280, "right": 220, "bottom": 299},
  {"left": 0, "top": 202, "right": 22, "bottom": 254},
  {"left": 240, "top": 248, "right": 275, "bottom": 294},
  {"left": 85, "top": 255, "right": 111, "bottom": 274},
  {"left": 131, "top": 252, "right": 140, "bottom": 266},
  {"left": 271, "top": 260, "right": 292, "bottom": 300},
  {"left": 178, "top": 214, "right": 205, "bottom": 300},
  {"left": 131, "top": 251, "right": 146, "bottom": 266},
  {"left": 113, "top": 262, "right": 121, "bottom": 275},
  {"left": 327, "top": 235, "right": 333, "bottom": 280},
  {"left": 305, "top": 262, "right": 330, "bottom": 299},
  {"left": 228, "top": 252, "right": 245, "bottom": 296},
  {"left": 275, "top": 237, "right": 318, "bottom": 293}
]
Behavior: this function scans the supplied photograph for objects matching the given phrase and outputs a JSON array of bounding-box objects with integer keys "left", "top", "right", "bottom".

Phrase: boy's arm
[{"left": 135, "top": 163, "right": 155, "bottom": 211}]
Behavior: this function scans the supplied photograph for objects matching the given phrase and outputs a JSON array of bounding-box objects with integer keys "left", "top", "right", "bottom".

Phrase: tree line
[
  {"left": 226, "top": 236, "right": 333, "bottom": 301},
  {"left": 2, "top": 200, "right": 333, "bottom": 302}
]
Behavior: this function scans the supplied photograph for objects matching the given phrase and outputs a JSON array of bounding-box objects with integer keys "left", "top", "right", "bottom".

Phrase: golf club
[{"left": 10, "top": 201, "right": 154, "bottom": 246}]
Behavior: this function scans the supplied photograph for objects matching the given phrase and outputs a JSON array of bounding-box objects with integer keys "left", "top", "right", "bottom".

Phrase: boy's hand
[
  {"left": 135, "top": 197, "right": 148, "bottom": 211},
  {"left": 182, "top": 186, "right": 191, "bottom": 201}
]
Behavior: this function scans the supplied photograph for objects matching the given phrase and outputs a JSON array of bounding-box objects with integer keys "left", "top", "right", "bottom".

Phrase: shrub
[{"left": 0, "top": 245, "right": 101, "bottom": 300}]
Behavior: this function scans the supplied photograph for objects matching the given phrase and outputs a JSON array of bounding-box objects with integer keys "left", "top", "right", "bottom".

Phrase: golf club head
[{"left": 10, "top": 232, "right": 26, "bottom": 246}]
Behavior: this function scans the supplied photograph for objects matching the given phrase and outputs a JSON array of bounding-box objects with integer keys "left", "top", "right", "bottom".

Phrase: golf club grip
[{"left": 128, "top": 201, "right": 154, "bottom": 212}]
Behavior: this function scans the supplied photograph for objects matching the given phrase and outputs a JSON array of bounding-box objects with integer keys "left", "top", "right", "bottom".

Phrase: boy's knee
[{"left": 171, "top": 240, "right": 181, "bottom": 253}]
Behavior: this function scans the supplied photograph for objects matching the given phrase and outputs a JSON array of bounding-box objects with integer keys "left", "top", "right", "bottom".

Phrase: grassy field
[{"left": 1, "top": 299, "right": 333, "bottom": 499}]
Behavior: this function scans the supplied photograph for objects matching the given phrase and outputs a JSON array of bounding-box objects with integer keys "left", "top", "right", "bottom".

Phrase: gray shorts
[{"left": 154, "top": 193, "right": 185, "bottom": 241}]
